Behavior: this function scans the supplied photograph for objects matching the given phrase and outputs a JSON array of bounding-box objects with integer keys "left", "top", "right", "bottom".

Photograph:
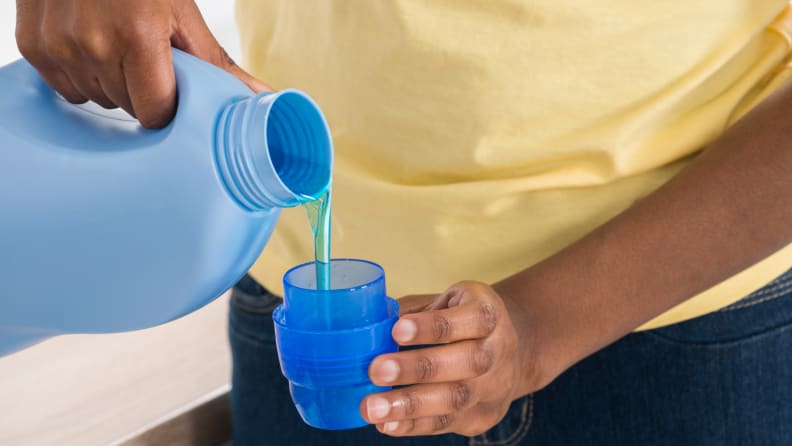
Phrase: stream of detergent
[{"left": 302, "top": 187, "right": 332, "bottom": 290}]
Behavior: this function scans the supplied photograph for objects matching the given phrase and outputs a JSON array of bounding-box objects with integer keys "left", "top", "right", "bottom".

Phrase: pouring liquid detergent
[
  {"left": 277, "top": 188, "right": 400, "bottom": 430},
  {"left": 303, "top": 188, "right": 332, "bottom": 290},
  {"left": 0, "top": 49, "right": 332, "bottom": 355},
  {"left": 0, "top": 47, "right": 396, "bottom": 431}
]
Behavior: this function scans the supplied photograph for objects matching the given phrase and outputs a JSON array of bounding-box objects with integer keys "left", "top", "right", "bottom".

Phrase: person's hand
[
  {"left": 360, "top": 281, "right": 543, "bottom": 437},
  {"left": 15, "top": 0, "right": 270, "bottom": 128}
]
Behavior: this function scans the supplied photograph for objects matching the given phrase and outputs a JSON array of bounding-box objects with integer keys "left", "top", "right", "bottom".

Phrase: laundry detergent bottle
[{"left": 0, "top": 50, "right": 333, "bottom": 355}]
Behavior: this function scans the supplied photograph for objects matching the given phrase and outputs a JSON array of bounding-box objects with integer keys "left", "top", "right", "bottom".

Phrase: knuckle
[
  {"left": 471, "top": 343, "right": 495, "bottom": 375},
  {"left": 433, "top": 414, "right": 452, "bottom": 432},
  {"left": 15, "top": 32, "right": 41, "bottom": 61},
  {"left": 41, "top": 34, "right": 75, "bottom": 63},
  {"left": 450, "top": 382, "right": 472, "bottom": 410},
  {"left": 122, "top": 19, "right": 156, "bottom": 43},
  {"left": 74, "top": 30, "right": 112, "bottom": 61},
  {"left": 415, "top": 356, "right": 436, "bottom": 381},
  {"left": 122, "top": 18, "right": 170, "bottom": 50},
  {"left": 456, "top": 280, "right": 478, "bottom": 289},
  {"left": 478, "top": 302, "right": 497, "bottom": 334},
  {"left": 431, "top": 314, "right": 452, "bottom": 341},
  {"left": 402, "top": 390, "right": 421, "bottom": 417},
  {"left": 461, "top": 280, "right": 488, "bottom": 294}
]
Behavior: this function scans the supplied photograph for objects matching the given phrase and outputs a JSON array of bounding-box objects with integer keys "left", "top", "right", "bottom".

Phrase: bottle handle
[{"left": 26, "top": 48, "right": 200, "bottom": 128}]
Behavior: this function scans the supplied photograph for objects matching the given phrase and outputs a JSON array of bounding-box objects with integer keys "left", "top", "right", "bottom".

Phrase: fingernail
[
  {"left": 366, "top": 397, "right": 391, "bottom": 421},
  {"left": 393, "top": 319, "right": 417, "bottom": 343},
  {"left": 383, "top": 421, "right": 400, "bottom": 433},
  {"left": 375, "top": 359, "right": 400, "bottom": 383}
]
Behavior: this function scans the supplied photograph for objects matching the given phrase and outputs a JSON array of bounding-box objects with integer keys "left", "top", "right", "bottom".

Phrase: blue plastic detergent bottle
[{"left": 0, "top": 50, "right": 333, "bottom": 356}]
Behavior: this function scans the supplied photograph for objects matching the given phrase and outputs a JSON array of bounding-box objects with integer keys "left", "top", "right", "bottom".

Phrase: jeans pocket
[
  {"left": 645, "top": 269, "right": 792, "bottom": 346},
  {"left": 469, "top": 395, "right": 534, "bottom": 446},
  {"left": 228, "top": 275, "right": 281, "bottom": 345},
  {"left": 230, "top": 274, "right": 282, "bottom": 314}
]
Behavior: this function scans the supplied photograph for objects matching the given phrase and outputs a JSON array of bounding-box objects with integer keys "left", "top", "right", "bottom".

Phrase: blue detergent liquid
[{"left": 302, "top": 188, "right": 332, "bottom": 290}]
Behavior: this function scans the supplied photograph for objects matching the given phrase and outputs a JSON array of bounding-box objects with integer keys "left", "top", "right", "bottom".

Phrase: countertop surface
[{"left": 0, "top": 294, "right": 232, "bottom": 446}]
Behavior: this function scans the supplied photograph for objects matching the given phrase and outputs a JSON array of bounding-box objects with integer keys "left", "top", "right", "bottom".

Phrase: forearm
[{"left": 496, "top": 81, "right": 792, "bottom": 394}]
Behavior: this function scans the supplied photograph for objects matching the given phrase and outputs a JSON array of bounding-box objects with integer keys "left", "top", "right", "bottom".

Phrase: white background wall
[
  {"left": 0, "top": 3, "right": 17, "bottom": 63},
  {"left": 0, "top": 3, "right": 240, "bottom": 445}
]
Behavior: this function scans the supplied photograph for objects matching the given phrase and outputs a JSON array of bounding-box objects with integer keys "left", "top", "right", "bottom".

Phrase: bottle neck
[{"left": 215, "top": 90, "right": 333, "bottom": 211}]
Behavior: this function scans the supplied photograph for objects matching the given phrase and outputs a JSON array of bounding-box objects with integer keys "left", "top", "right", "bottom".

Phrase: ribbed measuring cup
[{"left": 273, "top": 259, "right": 399, "bottom": 429}]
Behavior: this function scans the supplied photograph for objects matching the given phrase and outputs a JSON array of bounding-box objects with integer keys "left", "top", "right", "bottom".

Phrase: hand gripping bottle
[
  {"left": 274, "top": 259, "right": 400, "bottom": 430},
  {"left": 0, "top": 50, "right": 332, "bottom": 356}
]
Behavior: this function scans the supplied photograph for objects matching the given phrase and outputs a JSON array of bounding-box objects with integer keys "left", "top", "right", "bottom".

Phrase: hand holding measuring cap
[{"left": 361, "top": 281, "right": 541, "bottom": 437}]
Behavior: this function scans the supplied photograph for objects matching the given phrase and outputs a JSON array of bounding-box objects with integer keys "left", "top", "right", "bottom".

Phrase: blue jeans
[{"left": 228, "top": 269, "right": 792, "bottom": 445}]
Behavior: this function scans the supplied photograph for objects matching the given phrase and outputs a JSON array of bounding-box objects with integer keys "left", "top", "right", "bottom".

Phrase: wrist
[{"left": 494, "top": 276, "right": 578, "bottom": 396}]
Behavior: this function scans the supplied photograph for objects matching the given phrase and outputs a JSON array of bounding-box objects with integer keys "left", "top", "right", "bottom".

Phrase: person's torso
[{"left": 238, "top": 0, "right": 792, "bottom": 328}]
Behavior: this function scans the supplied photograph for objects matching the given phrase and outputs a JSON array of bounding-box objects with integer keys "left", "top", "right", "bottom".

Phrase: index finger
[
  {"left": 123, "top": 43, "right": 176, "bottom": 129},
  {"left": 392, "top": 300, "right": 498, "bottom": 346}
]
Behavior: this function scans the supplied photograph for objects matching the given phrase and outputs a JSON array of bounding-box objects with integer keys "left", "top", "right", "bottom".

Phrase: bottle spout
[{"left": 216, "top": 90, "right": 333, "bottom": 211}]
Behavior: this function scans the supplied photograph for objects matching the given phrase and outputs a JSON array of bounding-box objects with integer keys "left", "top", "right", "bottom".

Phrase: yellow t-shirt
[{"left": 236, "top": 1, "right": 792, "bottom": 329}]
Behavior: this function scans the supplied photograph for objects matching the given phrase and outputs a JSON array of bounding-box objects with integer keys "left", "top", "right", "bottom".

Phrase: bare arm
[{"left": 500, "top": 78, "right": 792, "bottom": 393}]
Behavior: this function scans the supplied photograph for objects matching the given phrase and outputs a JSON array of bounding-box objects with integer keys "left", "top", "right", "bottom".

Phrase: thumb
[
  {"left": 171, "top": 2, "right": 274, "bottom": 93},
  {"left": 219, "top": 49, "right": 274, "bottom": 93},
  {"left": 397, "top": 293, "right": 440, "bottom": 315}
]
